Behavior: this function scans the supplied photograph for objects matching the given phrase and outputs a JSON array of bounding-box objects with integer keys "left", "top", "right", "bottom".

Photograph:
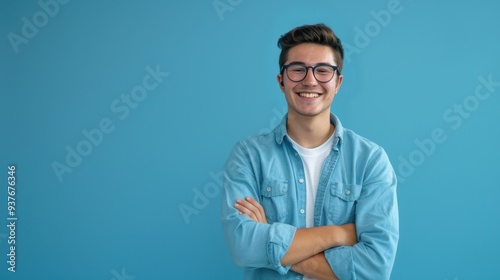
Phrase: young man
[{"left": 221, "top": 23, "right": 399, "bottom": 280}]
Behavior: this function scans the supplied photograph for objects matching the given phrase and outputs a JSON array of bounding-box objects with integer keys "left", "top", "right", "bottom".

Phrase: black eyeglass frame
[{"left": 280, "top": 63, "right": 339, "bottom": 83}]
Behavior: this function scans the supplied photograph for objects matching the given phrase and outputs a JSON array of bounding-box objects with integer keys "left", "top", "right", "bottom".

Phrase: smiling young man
[{"left": 221, "top": 24, "right": 399, "bottom": 280}]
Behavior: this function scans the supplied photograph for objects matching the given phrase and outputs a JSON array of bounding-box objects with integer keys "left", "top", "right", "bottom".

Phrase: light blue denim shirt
[{"left": 221, "top": 113, "right": 399, "bottom": 280}]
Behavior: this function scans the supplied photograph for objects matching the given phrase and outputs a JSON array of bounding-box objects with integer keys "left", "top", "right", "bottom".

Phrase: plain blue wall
[{"left": 1, "top": 0, "right": 499, "bottom": 279}]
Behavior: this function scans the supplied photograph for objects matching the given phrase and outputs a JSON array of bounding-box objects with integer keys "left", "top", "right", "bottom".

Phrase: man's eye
[{"left": 316, "top": 67, "right": 333, "bottom": 74}]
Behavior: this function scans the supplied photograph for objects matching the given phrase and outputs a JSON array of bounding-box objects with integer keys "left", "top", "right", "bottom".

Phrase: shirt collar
[{"left": 275, "top": 112, "right": 343, "bottom": 149}]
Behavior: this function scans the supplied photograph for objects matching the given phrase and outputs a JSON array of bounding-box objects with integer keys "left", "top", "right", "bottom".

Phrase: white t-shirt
[
  {"left": 287, "top": 133, "right": 334, "bottom": 280},
  {"left": 287, "top": 132, "right": 334, "bottom": 228}
]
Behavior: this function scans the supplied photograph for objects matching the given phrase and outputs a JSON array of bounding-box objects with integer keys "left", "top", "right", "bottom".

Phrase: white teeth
[{"left": 299, "top": 93, "right": 319, "bottom": 98}]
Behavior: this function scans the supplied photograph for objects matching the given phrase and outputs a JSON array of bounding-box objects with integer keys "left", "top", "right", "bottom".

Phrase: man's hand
[
  {"left": 234, "top": 196, "right": 268, "bottom": 224},
  {"left": 292, "top": 253, "right": 338, "bottom": 280}
]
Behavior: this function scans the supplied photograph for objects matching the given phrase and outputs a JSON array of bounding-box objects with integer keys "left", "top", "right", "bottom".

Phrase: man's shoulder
[
  {"left": 340, "top": 127, "right": 394, "bottom": 176},
  {"left": 233, "top": 129, "right": 278, "bottom": 150},
  {"left": 341, "top": 127, "right": 384, "bottom": 154}
]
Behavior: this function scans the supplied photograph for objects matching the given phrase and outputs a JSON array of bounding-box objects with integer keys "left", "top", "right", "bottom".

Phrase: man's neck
[{"left": 286, "top": 111, "right": 335, "bottom": 149}]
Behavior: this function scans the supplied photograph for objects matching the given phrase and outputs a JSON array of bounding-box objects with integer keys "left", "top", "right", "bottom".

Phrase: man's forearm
[
  {"left": 280, "top": 224, "right": 356, "bottom": 266},
  {"left": 292, "top": 253, "right": 338, "bottom": 280}
]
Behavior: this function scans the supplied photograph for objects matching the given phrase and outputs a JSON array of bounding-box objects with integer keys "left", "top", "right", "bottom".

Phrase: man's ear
[
  {"left": 277, "top": 74, "right": 285, "bottom": 91},
  {"left": 335, "top": 74, "right": 344, "bottom": 94}
]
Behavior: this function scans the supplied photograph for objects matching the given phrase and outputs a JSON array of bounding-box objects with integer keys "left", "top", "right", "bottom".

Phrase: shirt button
[
  {"left": 294, "top": 152, "right": 299, "bottom": 157},
  {"left": 299, "top": 178, "right": 304, "bottom": 184},
  {"left": 300, "top": 209, "right": 305, "bottom": 214},
  {"left": 266, "top": 187, "right": 271, "bottom": 192},
  {"left": 345, "top": 190, "right": 351, "bottom": 195}
]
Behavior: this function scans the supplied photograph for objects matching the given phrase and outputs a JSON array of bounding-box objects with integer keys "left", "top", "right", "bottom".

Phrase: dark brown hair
[{"left": 277, "top": 23, "right": 344, "bottom": 74}]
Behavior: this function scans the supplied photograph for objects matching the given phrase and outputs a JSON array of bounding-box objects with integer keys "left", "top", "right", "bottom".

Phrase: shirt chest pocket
[
  {"left": 260, "top": 180, "right": 288, "bottom": 223},
  {"left": 326, "top": 182, "right": 361, "bottom": 224}
]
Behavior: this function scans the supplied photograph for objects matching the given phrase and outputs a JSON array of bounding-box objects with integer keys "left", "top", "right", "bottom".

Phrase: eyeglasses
[{"left": 281, "top": 63, "right": 338, "bottom": 83}]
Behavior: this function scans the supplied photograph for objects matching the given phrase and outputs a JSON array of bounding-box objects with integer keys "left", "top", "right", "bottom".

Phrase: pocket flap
[
  {"left": 330, "top": 182, "right": 361, "bottom": 201},
  {"left": 261, "top": 180, "right": 288, "bottom": 197}
]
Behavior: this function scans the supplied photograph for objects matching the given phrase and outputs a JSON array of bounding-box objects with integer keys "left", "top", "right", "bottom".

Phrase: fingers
[
  {"left": 234, "top": 198, "right": 257, "bottom": 221},
  {"left": 235, "top": 197, "right": 262, "bottom": 221},
  {"left": 234, "top": 197, "right": 268, "bottom": 224},
  {"left": 245, "top": 197, "right": 268, "bottom": 224},
  {"left": 244, "top": 197, "right": 265, "bottom": 214}
]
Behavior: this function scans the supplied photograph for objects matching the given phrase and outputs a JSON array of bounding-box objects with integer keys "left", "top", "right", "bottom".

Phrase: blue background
[{"left": 1, "top": 0, "right": 499, "bottom": 279}]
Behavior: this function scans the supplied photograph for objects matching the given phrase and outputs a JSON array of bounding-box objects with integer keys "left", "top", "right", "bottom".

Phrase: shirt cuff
[
  {"left": 266, "top": 223, "right": 296, "bottom": 275},
  {"left": 325, "top": 246, "right": 353, "bottom": 280}
]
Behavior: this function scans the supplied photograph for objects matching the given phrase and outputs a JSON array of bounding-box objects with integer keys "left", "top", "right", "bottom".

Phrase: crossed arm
[{"left": 234, "top": 197, "right": 357, "bottom": 280}]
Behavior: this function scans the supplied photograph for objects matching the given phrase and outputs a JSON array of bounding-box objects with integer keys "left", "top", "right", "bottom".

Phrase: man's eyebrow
[
  {"left": 287, "top": 61, "right": 306, "bottom": 65},
  {"left": 287, "top": 61, "right": 333, "bottom": 65}
]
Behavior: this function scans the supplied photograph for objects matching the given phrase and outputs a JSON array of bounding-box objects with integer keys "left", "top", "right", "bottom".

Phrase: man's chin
[{"left": 291, "top": 110, "right": 325, "bottom": 118}]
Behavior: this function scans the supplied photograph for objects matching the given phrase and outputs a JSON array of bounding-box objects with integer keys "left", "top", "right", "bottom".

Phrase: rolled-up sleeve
[
  {"left": 221, "top": 142, "right": 297, "bottom": 275},
  {"left": 325, "top": 148, "right": 399, "bottom": 280}
]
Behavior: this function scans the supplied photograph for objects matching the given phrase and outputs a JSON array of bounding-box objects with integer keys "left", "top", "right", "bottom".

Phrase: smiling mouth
[{"left": 297, "top": 92, "right": 321, "bottom": 98}]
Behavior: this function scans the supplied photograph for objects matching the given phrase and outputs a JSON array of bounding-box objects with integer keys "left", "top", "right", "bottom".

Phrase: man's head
[
  {"left": 276, "top": 24, "right": 344, "bottom": 119},
  {"left": 277, "top": 23, "right": 344, "bottom": 75}
]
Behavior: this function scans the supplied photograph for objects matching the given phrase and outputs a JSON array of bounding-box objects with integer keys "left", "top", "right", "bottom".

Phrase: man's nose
[{"left": 302, "top": 67, "right": 318, "bottom": 85}]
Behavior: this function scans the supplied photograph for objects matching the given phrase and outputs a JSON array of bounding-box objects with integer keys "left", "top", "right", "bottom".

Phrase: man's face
[{"left": 277, "top": 43, "right": 343, "bottom": 118}]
